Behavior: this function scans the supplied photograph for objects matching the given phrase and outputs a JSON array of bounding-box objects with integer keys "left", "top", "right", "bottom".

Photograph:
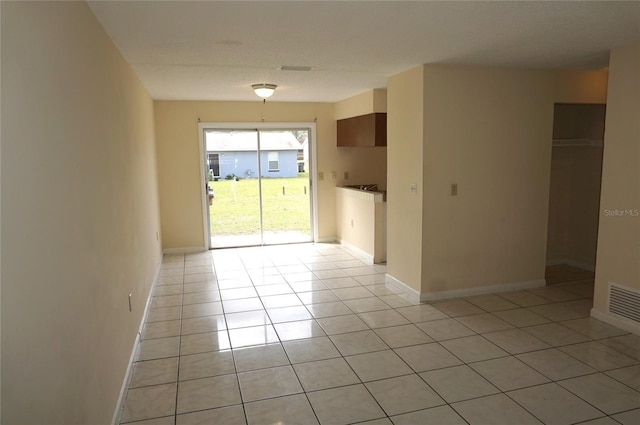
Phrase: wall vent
[{"left": 609, "top": 283, "right": 640, "bottom": 324}]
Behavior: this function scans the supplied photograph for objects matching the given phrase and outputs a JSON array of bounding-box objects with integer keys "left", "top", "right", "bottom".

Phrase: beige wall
[
  {"left": 594, "top": 44, "right": 640, "bottom": 313},
  {"left": 373, "top": 89, "right": 388, "bottom": 114},
  {"left": 554, "top": 69, "right": 609, "bottom": 104},
  {"left": 1, "top": 2, "right": 162, "bottom": 423},
  {"left": 566, "top": 147, "right": 604, "bottom": 267},
  {"left": 335, "top": 188, "right": 385, "bottom": 263},
  {"left": 419, "top": 66, "right": 554, "bottom": 294},
  {"left": 547, "top": 147, "right": 604, "bottom": 268},
  {"left": 386, "top": 66, "right": 425, "bottom": 292},
  {"left": 334, "top": 88, "right": 387, "bottom": 120},
  {"left": 546, "top": 148, "right": 572, "bottom": 262},
  {"left": 154, "top": 101, "right": 388, "bottom": 249}
]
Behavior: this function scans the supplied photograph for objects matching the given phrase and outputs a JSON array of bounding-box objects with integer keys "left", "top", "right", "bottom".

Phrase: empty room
[{"left": 2, "top": 1, "right": 639, "bottom": 424}]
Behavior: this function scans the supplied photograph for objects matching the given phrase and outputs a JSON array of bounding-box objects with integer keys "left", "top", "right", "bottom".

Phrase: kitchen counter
[
  {"left": 342, "top": 184, "right": 387, "bottom": 202},
  {"left": 335, "top": 186, "right": 387, "bottom": 263}
]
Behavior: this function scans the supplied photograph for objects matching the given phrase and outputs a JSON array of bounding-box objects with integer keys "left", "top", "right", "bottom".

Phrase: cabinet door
[
  {"left": 553, "top": 104, "right": 606, "bottom": 140},
  {"left": 337, "top": 113, "right": 386, "bottom": 147}
]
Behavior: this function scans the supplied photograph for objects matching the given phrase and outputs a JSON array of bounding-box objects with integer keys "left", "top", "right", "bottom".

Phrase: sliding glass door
[{"left": 204, "top": 127, "right": 312, "bottom": 248}]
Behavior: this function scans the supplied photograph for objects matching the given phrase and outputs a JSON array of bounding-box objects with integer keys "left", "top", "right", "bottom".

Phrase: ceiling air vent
[
  {"left": 609, "top": 283, "right": 640, "bottom": 324},
  {"left": 279, "top": 65, "right": 313, "bottom": 72}
]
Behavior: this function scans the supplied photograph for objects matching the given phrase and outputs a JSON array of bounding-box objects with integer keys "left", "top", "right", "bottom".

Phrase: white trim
[
  {"left": 546, "top": 258, "right": 595, "bottom": 272},
  {"left": 267, "top": 151, "right": 280, "bottom": 172},
  {"left": 546, "top": 258, "right": 569, "bottom": 266},
  {"left": 591, "top": 308, "right": 640, "bottom": 336},
  {"left": 197, "top": 125, "right": 210, "bottom": 249},
  {"left": 112, "top": 261, "right": 161, "bottom": 425},
  {"left": 310, "top": 125, "right": 319, "bottom": 243},
  {"left": 379, "top": 274, "right": 548, "bottom": 303},
  {"left": 565, "top": 260, "right": 595, "bottom": 272},
  {"left": 337, "top": 239, "right": 374, "bottom": 264},
  {"left": 419, "top": 279, "right": 546, "bottom": 302},
  {"left": 198, "top": 122, "right": 319, "bottom": 244},
  {"left": 385, "top": 274, "right": 546, "bottom": 303},
  {"left": 385, "top": 274, "right": 421, "bottom": 304},
  {"left": 316, "top": 237, "right": 337, "bottom": 243},
  {"left": 163, "top": 246, "right": 208, "bottom": 255}
]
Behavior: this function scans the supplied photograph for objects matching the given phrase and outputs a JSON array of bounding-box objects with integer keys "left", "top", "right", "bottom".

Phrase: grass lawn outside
[{"left": 209, "top": 173, "right": 311, "bottom": 237}]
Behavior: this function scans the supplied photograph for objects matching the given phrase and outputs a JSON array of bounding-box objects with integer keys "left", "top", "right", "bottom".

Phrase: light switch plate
[
  {"left": 318, "top": 172, "right": 324, "bottom": 181},
  {"left": 410, "top": 183, "right": 417, "bottom": 194}
]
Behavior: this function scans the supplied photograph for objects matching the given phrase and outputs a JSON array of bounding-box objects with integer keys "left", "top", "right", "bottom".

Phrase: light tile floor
[{"left": 118, "top": 245, "right": 640, "bottom": 425}]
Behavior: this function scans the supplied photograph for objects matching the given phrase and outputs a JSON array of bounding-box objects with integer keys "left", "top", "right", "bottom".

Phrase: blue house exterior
[
  {"left": 218, "top": 150, "right": 298, "bottom": 179},
  {"left": 206, "top": 131, "right": 301, "bottom": 179}
]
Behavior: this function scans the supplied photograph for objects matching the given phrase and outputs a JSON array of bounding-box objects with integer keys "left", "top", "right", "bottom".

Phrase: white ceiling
[{"left": 88, "top": 1, "right": 640, "bottom": 103}]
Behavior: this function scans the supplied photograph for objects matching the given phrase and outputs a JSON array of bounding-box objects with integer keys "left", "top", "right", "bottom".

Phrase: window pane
[{"left": 268, "top": 151, "right": 279, "bottom": 171}]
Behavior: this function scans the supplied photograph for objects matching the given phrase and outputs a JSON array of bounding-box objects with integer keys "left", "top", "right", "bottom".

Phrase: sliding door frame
[{"left": 197, "top": 122, "right": 318, "bottom": 249}]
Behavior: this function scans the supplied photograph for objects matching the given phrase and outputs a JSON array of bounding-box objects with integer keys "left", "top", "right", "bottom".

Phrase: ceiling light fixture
[{"left": 252, "top": 83, "right": 277, "bottom": 99}]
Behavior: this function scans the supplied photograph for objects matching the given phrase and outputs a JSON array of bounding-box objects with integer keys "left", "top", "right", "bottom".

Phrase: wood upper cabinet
[
  {"left": 337, "top": 113, "right": 387, "bottom": 147},
  {"left": 552, "top": 103, "right": 606, "bottom": 141}
]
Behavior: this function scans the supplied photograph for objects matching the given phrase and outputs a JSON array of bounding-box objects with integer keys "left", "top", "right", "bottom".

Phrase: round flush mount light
[{"left": 251, "top": 83, "right": 277, "bottom": 99}]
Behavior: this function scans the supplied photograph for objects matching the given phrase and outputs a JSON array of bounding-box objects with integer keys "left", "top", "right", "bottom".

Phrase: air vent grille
[
  {"left": 279, "top": 65, "right": 313, "bottom": 72},
  {"left": 609, "top": 283, "right": 640, "bottom": 324}
]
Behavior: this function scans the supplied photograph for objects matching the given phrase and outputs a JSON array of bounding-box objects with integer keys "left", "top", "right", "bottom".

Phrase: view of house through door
[{"left": 204, "top": 127, "right": 313, "bottom": 248}]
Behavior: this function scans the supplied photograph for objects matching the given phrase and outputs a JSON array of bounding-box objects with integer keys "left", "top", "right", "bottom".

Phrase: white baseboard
[
  {"left": 163, "top": 246, "right": 207, "bottom": 254},
  {"left": 419, "top": 279, "right": 546, "bottom": 302},
  {"left": 111, "top": 259, "right": 161, "bottom": 425},
  {"left": 546, "top": 258, "right": 595, "bottom": 272},
  {"left": 337, "top": 239, "right": 374, "bottom": 264},
  {"left": 591, "top": 308, "right": 640, "bottom": 336},
  {"left": 385, "top": 274, "right": 421, "bottom": 304},
  {"left": 565, "top": 260, "right": 595, "bottom": 272},
  {"left": 383, "top": 274, "right": 546, "bottom": 303},
  {"left": 546, "top": 258, "right": 569, "bottom": 266},
  {"left": 316, "top": 237, "right": 337, "bottom": 244}
]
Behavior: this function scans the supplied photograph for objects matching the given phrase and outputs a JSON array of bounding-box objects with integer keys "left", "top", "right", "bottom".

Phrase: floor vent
[{"left": 609, "top": 283, "right": 640, "bottom": 324}]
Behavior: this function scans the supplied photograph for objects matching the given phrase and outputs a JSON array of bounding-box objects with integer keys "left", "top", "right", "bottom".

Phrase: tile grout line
[
  {"left": 123, "top": 248, "right": 640, "bottom": 424},
  {"left": 213, "top": 251, "right": 252, "bottom": 425},
  {"left": 172, "top": 253, "right": 186, "bottom": 425}
]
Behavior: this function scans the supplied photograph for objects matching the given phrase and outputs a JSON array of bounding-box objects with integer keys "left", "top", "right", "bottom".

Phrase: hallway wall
[
  {"left": 594, "top": 43, "right": 640, "bottom": 324},
  {"left": 1, "top": 2, "right": 162, "bottom": 423},
  {"left": 386, "top": 65, "right": 554, "bottom": 297},
  {"left": 419, "top": 65, "right": 554, "bottom": 296},
  {"left": 386, "top": 66, "right": 425, "bottom": 292}
]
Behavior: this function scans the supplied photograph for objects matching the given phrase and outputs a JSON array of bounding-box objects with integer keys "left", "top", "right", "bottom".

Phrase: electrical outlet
[
  {"left": 344, "top": 171, "right": 350, "bottom": 180},
  {"left": 318, "top": 172, "right": 324, "bottom": 181},
  {"left": 410, "top": 183, "right": 417, "bottom": 195},
  {"left": 451, "top": 183, "right": 458, "bottom": 196},
  {"left": 331, "top": 171, "right": 337, "bottom": 180}
]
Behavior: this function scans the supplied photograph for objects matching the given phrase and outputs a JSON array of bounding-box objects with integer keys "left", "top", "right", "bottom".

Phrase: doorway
[
  {"left": 546, "top": 103, "right": 606, "bottom": 272},
  {"left": 199, "top": 124, "right": 316, "bottom": 249}
]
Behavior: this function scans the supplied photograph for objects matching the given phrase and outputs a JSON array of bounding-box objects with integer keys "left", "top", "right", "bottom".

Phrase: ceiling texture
[{"left": 88, "top": 1, "right": 640, "bottom": 103}]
